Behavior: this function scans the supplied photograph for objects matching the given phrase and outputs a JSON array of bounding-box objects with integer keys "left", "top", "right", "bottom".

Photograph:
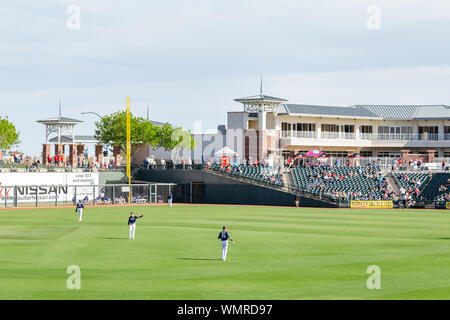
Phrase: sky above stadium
[{"left": 1, "top": 0, "right": 450, "bottom": 156}]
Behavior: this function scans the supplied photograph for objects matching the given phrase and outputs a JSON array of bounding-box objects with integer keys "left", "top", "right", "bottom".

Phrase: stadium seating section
[
  {"left": 210, "top": 163, "right": 450, "bottom": 203},
  {"left": 209, "top": 164, "right": 284, "bottom": 187},
  {"left": 420, "top": 173, "right": 450, "bottom": 200},
  {"left": 393, "top": 172, "right": 430, "bottom": 194},
  {"left": 290, "top": 165, "right": 390, "bottom": 200}
]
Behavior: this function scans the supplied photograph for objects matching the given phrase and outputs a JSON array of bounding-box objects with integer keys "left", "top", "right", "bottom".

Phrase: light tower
[
  {"left": 235, "top": 78, "right": 287, "bottom": 107},
  {"left": 233, "top": 79, "right": 287, "bottom": 163},
  {"left": 37, "top": 100, "right": 83, "bottom": 165}
]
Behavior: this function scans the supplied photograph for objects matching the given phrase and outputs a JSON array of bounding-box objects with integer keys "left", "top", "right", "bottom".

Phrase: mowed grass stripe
[{"left": 0, "top": 205, "right": 450, "bottom": 299}]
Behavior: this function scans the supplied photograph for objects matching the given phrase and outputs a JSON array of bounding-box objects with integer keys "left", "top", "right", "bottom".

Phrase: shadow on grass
[
  {"left": 100, "top": 237, "right": 129, "bottom": 240},
  {"left": 177, "top": 258, "right": 222, "bottom": 261},
  {"left": 437, "top": 238, "right": 450, "bottom": 240}
]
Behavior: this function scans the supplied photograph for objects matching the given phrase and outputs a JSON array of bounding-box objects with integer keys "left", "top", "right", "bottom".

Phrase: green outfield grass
[{"left": 1, "top": 205, "right": 450, "bottom": 300}]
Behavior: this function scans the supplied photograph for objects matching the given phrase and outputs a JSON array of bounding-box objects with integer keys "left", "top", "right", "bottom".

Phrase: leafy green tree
[
  {"left": 0, "top": 116, "right": 20, "bottom": 151},
  {"left": 94, "top": 111, "right": 194, "bottom": 154},
  {"left": 155, "top": 124, "right": 195, "bottom": 151}
]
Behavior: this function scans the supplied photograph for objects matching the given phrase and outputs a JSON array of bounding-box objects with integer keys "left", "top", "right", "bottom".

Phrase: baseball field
[{"left": 1, "top": 204, "right": 450, "bottom": 299}]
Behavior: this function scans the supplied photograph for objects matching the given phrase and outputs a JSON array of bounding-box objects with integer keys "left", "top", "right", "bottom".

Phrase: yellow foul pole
[{"left": 126, "top": 96, "right": 131, "bottom": 204}]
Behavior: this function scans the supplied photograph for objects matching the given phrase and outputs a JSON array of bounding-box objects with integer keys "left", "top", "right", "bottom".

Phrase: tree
[
  {"left": 155, "top": 124, "right": 195, "bottom": 151},
  {"left": 94, "top": 111, "right": 194, "bottom": 154},
  {"left": 0, "top": 116, "right": 20, "bottom": 151}
]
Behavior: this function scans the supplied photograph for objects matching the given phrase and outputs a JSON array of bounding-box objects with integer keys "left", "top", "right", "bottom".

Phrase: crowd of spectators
[
  {"left": 143, "top": 157, "right": 193, "bottom": 170},
  {"left": 301, "top": 165, "right": 396, "bottom": 201}
]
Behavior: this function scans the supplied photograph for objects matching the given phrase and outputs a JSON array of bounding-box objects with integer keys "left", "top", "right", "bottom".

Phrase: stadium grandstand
[
  {"left": 1, "top": 88, "right": 450, "bottom": 209},
  {"left": 132, "top": 87, "right": 450, "bottom": 209}
]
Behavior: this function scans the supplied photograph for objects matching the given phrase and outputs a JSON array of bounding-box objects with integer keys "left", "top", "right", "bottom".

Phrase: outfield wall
[
  {"left": 135, "top": 169, "right": 337, "bottom": 207},
  {"left": 0, "top": 172, "right": 99, "bottom": 204}
]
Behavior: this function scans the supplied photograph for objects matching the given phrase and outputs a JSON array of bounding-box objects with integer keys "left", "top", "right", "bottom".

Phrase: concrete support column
[
  {"left": 113, "top": 145, "right": 122, "bottom": 166},
  {"left": 347, "top": 150, "right": 356, "bottom": 166},
  {"left": 401, "top": 149, "right": 410, "bottom": 163},
  {"left": 42, "top": 144, "right": 51, "bottom": 165},
  {"left": 95, "top": 145, "right": 104, "bottom": 164},
  {"left": 427, "top": 150, "right": 436, "bottom": 163},
  {"left": 258, "top": 112, "right": 267, "bottom": 130},
  {"left": 69, "top": 144, "right": 78, "bottom": 167},
  {"left": 77, "top": 145, "right": 85, "bottom": 167}
]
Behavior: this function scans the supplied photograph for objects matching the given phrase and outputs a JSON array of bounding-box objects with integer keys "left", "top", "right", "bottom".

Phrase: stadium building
[
  {"left": 134, "top": 88, "right": 450, "bottom": 167},
  {"left": 228, "top": 93, "right": 450, "bottom": 164}
]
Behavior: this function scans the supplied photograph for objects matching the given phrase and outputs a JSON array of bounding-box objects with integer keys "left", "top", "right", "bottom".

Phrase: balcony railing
[
  {"left": 359, "top": 133, "right": 373, "bottom": 140},
  {"left": 321, "top": 132, "right": 356, "bottom": 140},
  {"left": 377, "top": 133, "right": 441, "bottom": 141},
  {"left": 377, "top": 133, "right": 414, "bottom": 141},
  {"left": 293, "top": 131, "right": 316, "bottom": 139},
  {"left": 281, "top": 131, "right": 316, "bottom": 139}
]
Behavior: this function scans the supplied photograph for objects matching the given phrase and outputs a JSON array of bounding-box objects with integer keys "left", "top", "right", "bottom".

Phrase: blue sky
[{"left": 1, "top": 0, "right": 450, "bottom": 156}]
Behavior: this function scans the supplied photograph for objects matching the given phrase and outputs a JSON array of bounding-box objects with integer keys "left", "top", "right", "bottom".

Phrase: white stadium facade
[{"left": 135, "top": 90, "right": 450, "bottom": 166}]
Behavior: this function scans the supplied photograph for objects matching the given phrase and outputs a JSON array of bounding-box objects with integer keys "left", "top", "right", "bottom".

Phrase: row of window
[
  {"left": 281, "top": 123, "right": 450, "bottom": 134},
  {"left": 283, "top": 151, "right": 449, "bottom": 158}
]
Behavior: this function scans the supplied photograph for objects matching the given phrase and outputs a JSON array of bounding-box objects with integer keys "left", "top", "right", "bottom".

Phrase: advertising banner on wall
[
  {"left": 350, "top": 200, "right": 394, "bottom": 209},
  {"left": 0, "top": 172, "right": 99, "bottom": 203}
]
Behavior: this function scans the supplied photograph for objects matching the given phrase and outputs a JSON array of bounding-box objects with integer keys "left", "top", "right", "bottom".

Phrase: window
[
  {"left": 296, "top": 123, "right": 315, "bottom": 132},
  {"left": 360, "top": 151, "right": 373, "bottom": 157},
  {"left": 325, "top": 151, "right": 348, "bottom": 157},
  {"left": 378, "top": 126, "right": 412, "bottom": 140},
  {"left": 321, "top": 124, "right": 339, "bottom": 139},
  {"left": 281, "top": 123, "right": 292, "bottom": 138},
  {"left": 378, "top": 126, "right": 389, "bottom": 134},
  {"left": 360, "top": 126, "right": 373, "bottom": 140},
  {"left": 419, "top": 126, "right": 439, "bottom": 134},
  {"left": 360, "top": 126, "right": 373, "bottom": 134},
  {"left": 321, "top": 124, "right": 339, "bottom": 132},
  {"left": 378, "top": 152, "right": 401, "bottom": 158},
  {"left": 342, "top": 125, "right": 354, "bottom": 133},
  {"left": 293, "top": 123, "right": 316, "bottom": 138},
  {"left": 419, "top": 126, "right": 439, "bottom": 140},
  {"left": 282, "top": 151, "right": 291, "bottom": 160},
  {"left": 281, "top": 122, "right": 291, "bottom": 131}
]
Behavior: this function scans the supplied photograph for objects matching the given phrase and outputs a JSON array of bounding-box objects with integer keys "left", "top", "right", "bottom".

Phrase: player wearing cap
[
  {"left": 128, "top": 212, "right": 143, "bottom": 240},
  {"left": 75, "top": 200, "right": 84, "bottom": 222},
  {"left": 168, "top": 192, "right": 173, "bottom": 207},
  {"left": 218, "top": 226, "right": 234, "bottom": 261}
]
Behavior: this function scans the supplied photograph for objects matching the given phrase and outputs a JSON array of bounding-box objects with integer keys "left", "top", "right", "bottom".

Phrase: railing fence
[{"left": 0, "top": 183, "right": 176, "bottom": 208}]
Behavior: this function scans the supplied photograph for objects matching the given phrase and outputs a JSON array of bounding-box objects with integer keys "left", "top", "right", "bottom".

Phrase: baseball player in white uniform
[
  {"left": 218, "top": 226, "right": 234, "bottom": 261},
  {"left": 128, "top": 212, "right": 143, "bottom": 239},
  {"left": 168, "top": 192, "right": 173, "bottom": 207},
  {"left": 75, "top": 200, "right": 84, "bottom": 222}
]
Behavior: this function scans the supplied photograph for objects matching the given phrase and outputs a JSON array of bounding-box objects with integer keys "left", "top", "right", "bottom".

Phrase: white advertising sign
[{"left": 0, "top": 172, "right": 99, "bottom": 203}]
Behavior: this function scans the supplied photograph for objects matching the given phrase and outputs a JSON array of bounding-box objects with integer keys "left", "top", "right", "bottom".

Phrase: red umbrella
[{"left": 305, "top": 149, "right": 323, "bottom": 157}]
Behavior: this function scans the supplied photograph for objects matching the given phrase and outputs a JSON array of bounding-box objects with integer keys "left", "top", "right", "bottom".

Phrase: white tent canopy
[{"left": 214, "top": 146, "right": 238, "bottom": 157}]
